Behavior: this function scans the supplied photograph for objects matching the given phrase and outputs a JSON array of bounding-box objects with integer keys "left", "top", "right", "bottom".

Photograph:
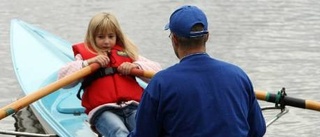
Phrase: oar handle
[
  {"left": 256, "top": 90, "right": 320, "bottom": 112},
  {"left": 0, "top": 63, "right": 100, "bottom": 120}
]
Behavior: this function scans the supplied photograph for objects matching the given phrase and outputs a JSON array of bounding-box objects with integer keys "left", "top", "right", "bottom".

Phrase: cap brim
[{"left": 164, "top": 23, "right": 170, "bottom": 30}]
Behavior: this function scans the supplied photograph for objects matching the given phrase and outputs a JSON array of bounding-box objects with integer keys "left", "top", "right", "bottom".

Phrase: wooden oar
[
  {"left": 130, "top": 69, "right": 320, "bottom": 112},
  {"left": 256, "top": 90, "right": 320, "bottom": 112},
  {"left": 130, "top": 69, "right": 156, "bottom": 79},
  {"left": 0, "top": 63, "right": 100, "bottom": 120}
]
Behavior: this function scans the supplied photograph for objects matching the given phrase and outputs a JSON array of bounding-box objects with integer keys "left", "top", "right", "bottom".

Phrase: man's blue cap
[{"left": 164, "top": 5, "right": 208, "bottom": 38}]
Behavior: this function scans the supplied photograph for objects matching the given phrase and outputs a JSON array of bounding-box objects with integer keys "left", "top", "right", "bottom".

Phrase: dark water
[{"left": 1, "top": 0, "right": 320, "bottom": 137}]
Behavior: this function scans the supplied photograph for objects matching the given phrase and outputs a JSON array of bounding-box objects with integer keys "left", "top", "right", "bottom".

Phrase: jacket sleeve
[
  {"left": 133, "top": 55, "right": 162, "bottom": 82},
  {"left": 128, "top": 81, "right": 162, "bottom": 137},
  {"left": 247, "top": 96, "right": 267, "bottom": 137},
  {"left": 57, "top": 54, "right": 83, "bottom": 88}
]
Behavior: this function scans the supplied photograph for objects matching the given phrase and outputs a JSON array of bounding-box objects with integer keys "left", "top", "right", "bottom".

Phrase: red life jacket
[{"left": 72, "top": 43, "right": 143, "bottom": 114}]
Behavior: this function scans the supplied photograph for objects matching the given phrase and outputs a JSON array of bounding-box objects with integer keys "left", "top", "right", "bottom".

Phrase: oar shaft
[
  {"left": 255, "top": 90, "right": 320, "bottom": 112},
  {"left": 130, "top": 69, "right": 156, "bottom": 79},
  {"left": 129, "top": 70, "right": 320, "bottom": 112},
  {"left": 0, "top": 63, "right": 100, "bottom": 120}
]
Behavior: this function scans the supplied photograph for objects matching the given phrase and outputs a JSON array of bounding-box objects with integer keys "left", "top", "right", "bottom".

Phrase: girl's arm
[
  {"left": 58, "top": 54, "right": 84, "bottom": 88},
  {"left": 133, "top": 56, "right": 162, "bottom": 82}
]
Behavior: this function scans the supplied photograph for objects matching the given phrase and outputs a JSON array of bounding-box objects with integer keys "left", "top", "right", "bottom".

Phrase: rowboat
[
  {"left": 1, "top": 19, "right": 320, "bottom": 137},
  {"left": 9, "top": 19, "right": 97, "bottom": 137}
]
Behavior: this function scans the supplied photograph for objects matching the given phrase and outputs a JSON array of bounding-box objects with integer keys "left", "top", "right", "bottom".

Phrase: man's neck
[{"left": 178, "top": 46, "right": 206, "bottom": 60}]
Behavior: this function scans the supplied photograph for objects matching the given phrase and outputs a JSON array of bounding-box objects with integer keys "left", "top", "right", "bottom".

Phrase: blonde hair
[{"left": 84, "top": 12, "right": 138, "bottom": 60}]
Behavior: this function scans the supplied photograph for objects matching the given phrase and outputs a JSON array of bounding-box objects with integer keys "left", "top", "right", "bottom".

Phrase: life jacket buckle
[{"left": 103, "top": 67, "right": 117, "bottom": 76}]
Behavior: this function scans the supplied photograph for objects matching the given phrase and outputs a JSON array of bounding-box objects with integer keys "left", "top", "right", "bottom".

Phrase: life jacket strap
[{"left": 76, "top": 67, "right": 118, "bottom": 100}]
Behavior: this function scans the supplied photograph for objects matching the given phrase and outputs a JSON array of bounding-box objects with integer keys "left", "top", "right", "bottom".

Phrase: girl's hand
[
  {"left": 117, "top": 62, "right": 139, "bottom": 75},
  {"left": 87, "top": 54, "right": 110, "bottom": 67}
]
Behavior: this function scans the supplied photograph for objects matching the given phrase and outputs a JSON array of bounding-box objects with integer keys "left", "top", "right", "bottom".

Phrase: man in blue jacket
[{"left": 129, "top": 5, "right": 266, "bottom": 137}]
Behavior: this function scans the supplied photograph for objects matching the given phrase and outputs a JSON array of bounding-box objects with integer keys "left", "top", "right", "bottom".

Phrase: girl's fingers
[
  {"left": 95, "top": 55, "right": 109, "bottom": 67},
  {"left": 119, "top": 62, "right": 136, "bottom": 75}
]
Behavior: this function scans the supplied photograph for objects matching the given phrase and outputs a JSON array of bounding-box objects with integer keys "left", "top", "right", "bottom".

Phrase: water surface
[{"left": 1, "top": 0, "right": 320, "bottom": 136}]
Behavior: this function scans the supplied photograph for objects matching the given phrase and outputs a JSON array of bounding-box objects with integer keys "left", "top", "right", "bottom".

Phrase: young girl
[{"left": 58, "top": 12, "right": 161, "bottom": 137}]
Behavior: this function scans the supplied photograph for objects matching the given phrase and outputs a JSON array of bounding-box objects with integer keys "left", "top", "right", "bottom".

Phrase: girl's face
[{"left": 95, "top": 32, "right": 117, "bottom": 51}]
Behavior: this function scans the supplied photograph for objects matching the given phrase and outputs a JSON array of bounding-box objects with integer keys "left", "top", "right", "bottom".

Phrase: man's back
[{"left": 134, "top": 53, "right": 266, "bottom": 137}]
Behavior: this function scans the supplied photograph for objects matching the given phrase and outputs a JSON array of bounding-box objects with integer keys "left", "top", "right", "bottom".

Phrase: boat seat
[{"left": 57, "top": 89, "right": 85, "bottom": 114}]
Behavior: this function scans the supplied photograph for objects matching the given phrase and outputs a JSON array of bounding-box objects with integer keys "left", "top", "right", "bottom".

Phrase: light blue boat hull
[{"left": 10, "top": 19, "right": 97, "bottom": 137}]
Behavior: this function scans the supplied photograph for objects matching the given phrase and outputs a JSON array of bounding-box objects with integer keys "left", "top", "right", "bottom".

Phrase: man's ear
[
  {"left": 172, "top": 34, "right": 179, "bottom": 45},
  {"left": 204, "top": 33, "right": 209, "bottom": 42}
]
